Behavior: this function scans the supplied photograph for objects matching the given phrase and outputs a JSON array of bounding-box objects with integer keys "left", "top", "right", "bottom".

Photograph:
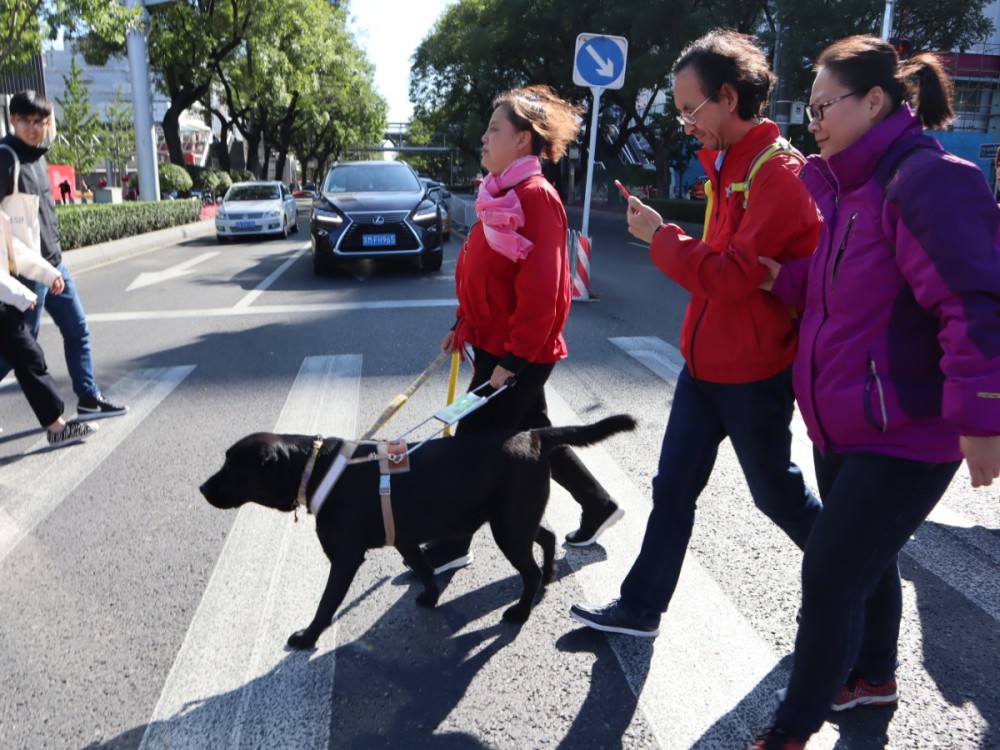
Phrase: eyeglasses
[
  {"left": 805, "top": 92, "right": 859, "bottom": 123},
  {"left": 13, "top": 116, "right": 50, "bottom": 129},
  {"left": 676, "top": 95, "right": 714, "bottom": 127}
]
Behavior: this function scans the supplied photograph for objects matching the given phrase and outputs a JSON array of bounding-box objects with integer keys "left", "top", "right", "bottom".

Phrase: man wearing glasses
[
  {"left": 571, "top": 29, "right": 822, "bottom": 637},
  {"left": 0, "top": 90, "right": 128, "bottom": 421}
]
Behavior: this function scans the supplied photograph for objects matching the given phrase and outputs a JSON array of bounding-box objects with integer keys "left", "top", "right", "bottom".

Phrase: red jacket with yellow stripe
[{"left": 650, "top": 120, "right": 820, "bottom": 383}]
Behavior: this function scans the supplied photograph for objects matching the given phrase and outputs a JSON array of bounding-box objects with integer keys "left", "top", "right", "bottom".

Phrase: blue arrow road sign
[{"left": 573, "top": 34, "right": 628, "bottom": 90}]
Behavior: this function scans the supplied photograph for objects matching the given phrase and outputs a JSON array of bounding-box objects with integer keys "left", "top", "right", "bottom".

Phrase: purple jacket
[{"left": 773, "top": 106, "right": 1000, "bottom": 461}]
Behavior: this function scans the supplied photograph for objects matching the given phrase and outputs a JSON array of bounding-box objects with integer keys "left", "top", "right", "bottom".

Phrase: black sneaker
[
  {"left": 47, "top": 419, "right": 97, "bottom": 448},
  {"left": 77, "top": 394, "right": 128, "bottom": 421},
  {"left": 570, "top": 598, "right": 660, "bottom": 637},
  {"left": 564, "top": 502, "right": 624, "bottom": 546},
  {"left": 422, "top": 543, "right": 474, "bottom": 575}
]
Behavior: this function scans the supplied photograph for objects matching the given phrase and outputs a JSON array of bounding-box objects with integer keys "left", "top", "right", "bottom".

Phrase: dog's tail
[{"left": 534, "top": 414, "right": 636, "bottom": 454}]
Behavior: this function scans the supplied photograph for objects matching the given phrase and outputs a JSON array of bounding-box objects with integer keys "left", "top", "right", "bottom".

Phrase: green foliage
[
  {"left": 214, "top": 169, "right": 232, "bottom": 194},
  {"left": 158, "top": 163, "right": 193, "bottom": 194},
  {"left": 411, "top": 0, "right": 997, "bottom": 192},
  {"left": 101, "top": 87, "right": 135, "bottom": 187},
  {"left": 0, "top": 0, "right": 134, "bottom": 74},
  {"left": 47, "top": 56, "right": 106, "bottom": 179},
  {"left": 56, "top": 200, "right": 202, "bottom": 250},
  {"left": 230, "top": 168, "right": 255, "bottom": 182}
]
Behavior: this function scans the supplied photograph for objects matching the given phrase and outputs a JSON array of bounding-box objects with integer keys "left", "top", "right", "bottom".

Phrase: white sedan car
[{"left": 215, "top": 181, "right": 299, "bottom": 243}]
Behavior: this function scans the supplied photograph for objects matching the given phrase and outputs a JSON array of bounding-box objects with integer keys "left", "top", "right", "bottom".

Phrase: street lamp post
[{"left": 124, "top": 0, "right": 161, "bottom": 201}]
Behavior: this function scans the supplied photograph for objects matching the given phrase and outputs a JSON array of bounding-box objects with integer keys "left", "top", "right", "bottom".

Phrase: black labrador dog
[{"left": 200, "top": 414, "right": 634, "bottom": 649}]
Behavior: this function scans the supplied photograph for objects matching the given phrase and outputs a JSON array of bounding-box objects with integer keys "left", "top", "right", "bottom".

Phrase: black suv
[{"left": 310, "top": 161, "right": 444, "bottom": 274}]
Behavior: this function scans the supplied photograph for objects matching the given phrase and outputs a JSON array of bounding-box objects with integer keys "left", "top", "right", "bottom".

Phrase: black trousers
[
  {"left": 0, "top": 304, "right": 63, "bottom": 427},
  {"left": 430, "top": 347, "right": 614, "bottom": 557}
]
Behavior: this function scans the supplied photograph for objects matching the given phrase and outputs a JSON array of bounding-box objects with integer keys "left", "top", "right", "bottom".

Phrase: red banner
[{"left": 48, "top": 164, "right": 77, "bottom": 204}]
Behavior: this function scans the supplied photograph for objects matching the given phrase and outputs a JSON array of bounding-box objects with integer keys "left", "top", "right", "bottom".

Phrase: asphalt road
[{"left": 0, "top": 202, "right": 996, "bottom": 750}]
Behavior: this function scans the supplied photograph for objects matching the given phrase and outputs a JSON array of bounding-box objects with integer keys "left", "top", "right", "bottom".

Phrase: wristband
[{"left": 651, "top": 224, "right": 666, "bottom": 242}]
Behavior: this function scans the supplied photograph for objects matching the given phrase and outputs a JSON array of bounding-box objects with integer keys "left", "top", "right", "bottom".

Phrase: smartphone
[{"left": 614, "top": 179, "right": 631, "bottom": 199}]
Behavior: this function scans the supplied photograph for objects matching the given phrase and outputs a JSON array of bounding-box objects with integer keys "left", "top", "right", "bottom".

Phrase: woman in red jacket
[{"left": 422, "top": 85, "right": 622, "bottom": 575}]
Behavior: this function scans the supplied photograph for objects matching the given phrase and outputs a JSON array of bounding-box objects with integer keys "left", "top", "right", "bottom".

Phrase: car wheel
[
  {"left": 281, "top": 218, "right": 290, "bottom": 239},
  {"left": 420, "top": 250, "right": 443, "bottom": 272},
  {"left": 216, "top": 235, "right": 228, "bottom": 244},
  {"left": 290, "top": 212, "right": 299, "bottom": 233}
]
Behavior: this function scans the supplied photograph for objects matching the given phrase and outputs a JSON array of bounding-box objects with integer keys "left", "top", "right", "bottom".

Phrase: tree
[
  {"left": 0, "top": 0, "right": 134, "bottom": 74},
  {"left": 47, "top": 56, "right": 106, "bottom": 181},
  {"left": 143, "top": 0, "right": 253, "bottom": 165},
  {"left": 211, "top": 0, "right": 386, "bottom": 179},
  {"left": 102, "top": 87, "right": 135, "bottom": 188},
  {"left": 410, "top": 0, "right": 995, "bottom": 194}
]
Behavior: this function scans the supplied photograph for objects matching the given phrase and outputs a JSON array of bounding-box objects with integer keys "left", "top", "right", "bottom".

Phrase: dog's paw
[
  {"left": 415, "top": 589, "right": 439, "bottom": 608},
  {"left": 287, "top": 629, "right": 318, "bottom": 650},
  {"left": 502, "top": 604, "right": 530, "bottom": 624}
]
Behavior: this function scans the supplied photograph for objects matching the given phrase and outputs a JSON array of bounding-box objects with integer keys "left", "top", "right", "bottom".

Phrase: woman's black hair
[{"left": 816, "top": 36, "right": 954, "bottom": 129}]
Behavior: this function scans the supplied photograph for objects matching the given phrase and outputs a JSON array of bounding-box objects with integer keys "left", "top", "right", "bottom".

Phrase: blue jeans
[
  {"left": 0, "top": 262, "right": 98, "bottom": 400},
  {"left": 775, "top": 450, "right": 959, "bottom": 739},
  {"left": 620, "top": 365, "right": 821, "bottom": 616}
]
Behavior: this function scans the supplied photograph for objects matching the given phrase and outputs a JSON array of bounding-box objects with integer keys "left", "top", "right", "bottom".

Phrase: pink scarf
[{"left": 474, "top": 155, "right": 543, "bottom": 262}]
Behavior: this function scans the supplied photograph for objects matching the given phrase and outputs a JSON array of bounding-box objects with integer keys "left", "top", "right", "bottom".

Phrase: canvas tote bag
[{"left": 0, "top": 144, "right": 42, "bottom": 258}]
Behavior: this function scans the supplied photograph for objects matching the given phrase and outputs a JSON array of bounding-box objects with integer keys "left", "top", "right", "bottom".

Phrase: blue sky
[{"left": 349, "top": 0, "right": 454, "bottom": 123}]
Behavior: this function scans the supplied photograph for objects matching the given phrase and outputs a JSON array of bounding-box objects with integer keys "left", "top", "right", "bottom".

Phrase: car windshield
[
  {"left": 227, "top": 185, "right": 280, "bottom": 201},
  {"left": 324, "top": 165, "right": 421, "bottom": 193}
]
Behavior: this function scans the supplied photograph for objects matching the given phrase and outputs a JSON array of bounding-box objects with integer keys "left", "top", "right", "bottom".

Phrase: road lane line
[
  {"left": 0, "top": 366, "right": 194, "bottom": 565},
  {"left": 610, "top": 336, "right": 1000, "bottom": 625},
  {"left": 139, "top": 355, "right": 360, "bottom": 750},
  {"left": 83, "top": 298, "right": 458, "bottom": 323},
  {"left": 233, "top": 244, "right": 310, "bottom": 309}
]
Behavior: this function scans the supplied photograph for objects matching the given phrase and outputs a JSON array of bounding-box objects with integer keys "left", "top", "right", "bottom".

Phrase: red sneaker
[
  {"left": 749, "top": 725, "right": 806, "bottom": 750},
  {"left": 832, "top": 675, "right": 899, "bottom": 712}
]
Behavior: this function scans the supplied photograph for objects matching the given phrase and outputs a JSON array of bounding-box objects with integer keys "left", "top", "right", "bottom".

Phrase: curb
[{"left": 62, "top": 220, "right": 216, "bottom": 274}]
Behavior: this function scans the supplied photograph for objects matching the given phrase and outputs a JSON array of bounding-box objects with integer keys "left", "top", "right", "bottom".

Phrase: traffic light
[{"left": 889, "top": 37, "right": 913, "bottom": 59}]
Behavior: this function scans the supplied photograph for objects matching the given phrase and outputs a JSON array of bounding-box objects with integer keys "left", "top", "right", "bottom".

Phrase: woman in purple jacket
[{"left": 752, "top": 36, "right": 1000, "bottom": 750}]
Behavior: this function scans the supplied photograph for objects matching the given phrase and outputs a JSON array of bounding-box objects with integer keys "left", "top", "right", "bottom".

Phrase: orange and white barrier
[{"left": 569, "top": 229, "right": 593, "bottom": 301}]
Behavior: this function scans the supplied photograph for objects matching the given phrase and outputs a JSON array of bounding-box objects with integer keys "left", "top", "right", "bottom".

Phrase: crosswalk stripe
[
  {"left": 0, "top": 366, "right": 195, "bottom": 566},
  {"left": 609, "top": 336, "right": 1000, "bottom": 624},
  {"left": 139, "top": 355, "right": 360, "bottom": 750}
]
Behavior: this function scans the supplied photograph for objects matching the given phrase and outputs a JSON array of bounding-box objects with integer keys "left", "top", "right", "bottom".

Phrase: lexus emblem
[{"left": 373, "top": 215, "right": 385, "bottom": 225}]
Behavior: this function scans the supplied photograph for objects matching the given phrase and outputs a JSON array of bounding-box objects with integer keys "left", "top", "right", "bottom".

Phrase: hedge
[{"left": 56, "top": 200, "right": 202, "bottom": 251}]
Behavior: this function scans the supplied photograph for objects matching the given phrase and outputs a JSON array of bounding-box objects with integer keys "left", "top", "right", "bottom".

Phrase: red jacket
[
  {"left": 652, "top": 120, "right": 820, "bottom": 383},
  {"left": 454, "top": 174, "right": 571, "bottom": 367}
]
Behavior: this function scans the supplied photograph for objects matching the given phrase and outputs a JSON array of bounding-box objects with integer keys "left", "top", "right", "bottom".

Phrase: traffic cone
[{"left": 572, "top": 233, "right": 592, "bottom": 301}]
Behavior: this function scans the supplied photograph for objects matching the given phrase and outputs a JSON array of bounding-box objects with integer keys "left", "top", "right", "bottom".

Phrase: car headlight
[
  {"left": 265, "top": 210, "right": 281, "bottom": 218},
  {"left": 412, "top": 206, "right": 438, "bottom": 223},
  {"left": 313, "top": 209, "right": 344, "bottom": 226},
  {"left": 216, "top": 209, "right": 227, "bottom": 219}
]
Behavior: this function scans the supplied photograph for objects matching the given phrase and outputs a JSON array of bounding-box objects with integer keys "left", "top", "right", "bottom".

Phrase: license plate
[
  {"left": 235, "top": 221, "right": 256, "bottom": 229},
  {"left": 363, "top": 233, "right": 395, "bottom": 247}
]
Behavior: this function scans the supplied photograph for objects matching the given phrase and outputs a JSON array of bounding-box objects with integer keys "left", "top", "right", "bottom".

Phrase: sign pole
[
  {"left": 581, "top": 86, "right": 604, "bottom": 240},
  {"left": 124, "top": 0, "right": 161, "bottom": 201}
]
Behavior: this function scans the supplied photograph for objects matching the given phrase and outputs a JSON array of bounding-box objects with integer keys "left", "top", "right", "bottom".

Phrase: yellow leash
[
  {"left": 360, "top": 351, "right": 452, "bottom": 440},
  {"left": 443, "top": 352, "right": 460, "bottom": 436}
]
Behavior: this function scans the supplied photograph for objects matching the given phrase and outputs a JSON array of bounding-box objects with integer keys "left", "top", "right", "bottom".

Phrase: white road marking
[
  {"left": 139, "top": 355, "right": 361, "bottom": 750},
  {"left": 610, "top": 335, "right": 1000, "bottom": 625},
  {"left": 0, "top": 367, "right": 194, "bottom": 565},
  {"left": 127, "top": 252, "right": 220, "bottom": 291},
  {"left": 233, "top": 244, "right": 310, "bottom": 309},
  {"left": 84, "top": 298, "right": 458, "bottom": 323}
]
